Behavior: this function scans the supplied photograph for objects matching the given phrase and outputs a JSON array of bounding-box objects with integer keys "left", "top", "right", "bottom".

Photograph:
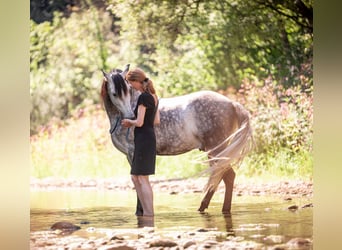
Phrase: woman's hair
[{"left": 126, "top": 67, "right": 156, "bottom": 94}]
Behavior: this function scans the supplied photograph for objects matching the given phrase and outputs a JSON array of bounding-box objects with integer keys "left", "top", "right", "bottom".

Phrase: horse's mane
[
  {"left": 101, "top": 69, "right": 128, "bottom": 102},
  {"left": 101, "top": 79, "right": 108, "bottom": 102}
]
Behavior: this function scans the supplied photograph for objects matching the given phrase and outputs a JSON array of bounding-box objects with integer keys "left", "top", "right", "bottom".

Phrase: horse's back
[
  {"left": 188, "top": 91, "right": 243, "bottom": 151},
  {"left": 159, "top": 90, "right": 231, "bottom": 108},
  {"left": 156, "top": 90, "right": 247, "bottom": 154}
]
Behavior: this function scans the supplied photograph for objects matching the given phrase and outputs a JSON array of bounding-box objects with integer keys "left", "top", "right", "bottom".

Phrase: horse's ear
[
  {"left": 122, "top": 64, "right": 130, "bottom": 78},
  {"left": 101, "top": 69, "right": 107, "bottom": 77},
  {"left": 124, "top": 64, "right": 130, "bottom": 72}
]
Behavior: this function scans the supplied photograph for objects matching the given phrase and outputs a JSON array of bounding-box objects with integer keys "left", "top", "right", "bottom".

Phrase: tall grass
[
  {"left": 30, "top": 105, "right": 207, "bottom": 179},
  {"left": 31, "top": 81, "right": 313, "bottom": 181}
]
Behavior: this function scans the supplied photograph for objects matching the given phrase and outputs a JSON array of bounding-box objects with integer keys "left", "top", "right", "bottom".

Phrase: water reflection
[
  {"left": 200, "top": 212, "right": 234, "bottom": 233},
  {"left": 30, "top": 189, "right": 313, "bottom": 242},
  {"left": 137, "top": 216, "right": 154, "bottom": 228}
]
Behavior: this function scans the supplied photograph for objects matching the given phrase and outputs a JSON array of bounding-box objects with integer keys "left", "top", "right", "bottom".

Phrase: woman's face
[{"left": 128, "top": 80, "right": 142, "bottom": 91}]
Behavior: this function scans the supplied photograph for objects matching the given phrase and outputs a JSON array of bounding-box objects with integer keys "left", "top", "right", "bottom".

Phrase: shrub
[
  {"left": 234, "top": 78, "right": 313, "bottom": 155},
  {"left": 230, "top": 78, "right": 313, "bottom": 178}
]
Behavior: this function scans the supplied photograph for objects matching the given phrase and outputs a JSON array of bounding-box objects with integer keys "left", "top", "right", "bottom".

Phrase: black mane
[{"left": 110, "top": 69, "right": 128, "bottom": 98}]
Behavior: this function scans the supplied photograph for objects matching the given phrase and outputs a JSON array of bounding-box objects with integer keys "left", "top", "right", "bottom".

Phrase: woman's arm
[
  {"left": 154, "top": 108, "right": 160, "bottom": 125},
  {"left": 153, "top": 94, "right": 160, "bottom": 125},
  {"left": 122, "top": 105, "right": 146, "bottom": 128}
]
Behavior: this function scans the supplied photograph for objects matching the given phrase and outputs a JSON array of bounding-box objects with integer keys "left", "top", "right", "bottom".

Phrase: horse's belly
[
  {"left": 155, "top": 132, "right": 201, "bottom": 155},
  {"left": 156, "top": 141, "right": 199, "bottom": 155}
]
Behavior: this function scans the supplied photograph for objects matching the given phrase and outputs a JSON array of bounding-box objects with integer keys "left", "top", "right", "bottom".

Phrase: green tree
[
  {"left": 108, "top": 0, "right": 312, "bottom": 89},
  {"left": 30, "top": 0, "right": 313, "bottom": 132},
  {"left": 30, "top": 4, "right": 118, "bottom": 133}
]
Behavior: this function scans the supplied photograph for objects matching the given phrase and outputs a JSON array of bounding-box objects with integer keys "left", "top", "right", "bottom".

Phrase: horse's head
[{"left": 101, "top": 64, "right": 135, "bottom": 119}]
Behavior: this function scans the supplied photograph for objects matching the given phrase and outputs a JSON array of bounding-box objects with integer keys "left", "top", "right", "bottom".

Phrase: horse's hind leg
[
  {"left": 198, "top": 187, "right": 216, "bottom": 212},
  {"left": 198, "top": 169, "right": 224, "bottom": 212},
  {"left": 222, "top": 167, "right": 236, "bottom": 214}
]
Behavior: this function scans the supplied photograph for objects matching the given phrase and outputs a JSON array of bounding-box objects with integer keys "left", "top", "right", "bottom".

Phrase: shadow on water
[{"left": 30, "top": 189, "right": 312, "bottom": 245}]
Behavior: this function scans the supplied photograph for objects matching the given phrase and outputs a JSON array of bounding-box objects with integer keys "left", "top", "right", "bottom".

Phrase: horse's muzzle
[
  {"left": 122, "top": 116, "right": 136, "bottom": 120},
  {"left": 123, "top": 116, "right": 136, "bottom": 120}
]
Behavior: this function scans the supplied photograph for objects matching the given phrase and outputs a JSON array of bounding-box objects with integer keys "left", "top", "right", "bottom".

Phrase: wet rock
[
  {"left": 149, "top": 239, "right": 178, "bottom": 247},
  {"left": 286, "top": 237, "right": 312, "bottom": 248},
  {"left": 302, "top": 203, "right": 313, "bottom": 208},
  {"left": 269, "top": 244, "right": 287, "bottom": 249},
  {"left": 287, "top": 205, "right": 299, "bottom": 211},
  {"left": 98, "top": 244, "right": 135, "bottom": 250},
  {"left": 50, "top": 221, "right": 81, "bottom": 234},
  {"left": 264, "top": 235, "right": 285, "bottom": 244},
  {"left": 193, "top": 189, "right": 202, "bottom": 193},
  {"left": 110, "top": 235, "right": 125, "bottom": 241},
  {"left": 183, "top": 240, "right": 196, "bottom": 248},
  {"left": 81, "top": 242, "right": 95, "bottom": 249},
  {"left": 203, "top": 240, "right": 218, "bottom": 247}
]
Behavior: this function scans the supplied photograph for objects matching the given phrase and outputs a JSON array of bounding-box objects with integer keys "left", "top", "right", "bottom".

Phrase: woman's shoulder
[
  {"left": 139, "top": 92, "right": 153, "bottom": 101},
  {"left": 138, "top": 92, "right": 155, "bottom": 107}
]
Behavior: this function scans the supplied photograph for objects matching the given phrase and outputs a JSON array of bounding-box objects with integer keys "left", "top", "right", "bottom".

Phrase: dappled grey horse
[{"left": 101, "top": 64, "right": 253, "bottom": 214}]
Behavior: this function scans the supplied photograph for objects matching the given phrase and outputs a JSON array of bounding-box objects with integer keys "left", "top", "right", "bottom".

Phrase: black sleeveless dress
[{"left": 131, "top": 92, "right": 157, "bottom": 175}]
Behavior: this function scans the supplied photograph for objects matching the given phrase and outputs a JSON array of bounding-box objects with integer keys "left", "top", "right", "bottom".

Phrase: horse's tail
[
  {"left": 228, "top": 102, "right": 253, "bottom": 163},
  {"left": 204, "top": 102, "right": 253, "bottom": 192}
]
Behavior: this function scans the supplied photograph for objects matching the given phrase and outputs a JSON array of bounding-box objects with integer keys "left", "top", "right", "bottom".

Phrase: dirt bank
[{"left": 30, "top": 177, "right": 313, "bottom": 198}]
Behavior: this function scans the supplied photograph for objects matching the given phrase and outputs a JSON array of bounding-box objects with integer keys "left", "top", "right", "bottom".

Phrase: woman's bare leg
[{"left": 131, "top": 175, "right": 154, "bottom": 216}]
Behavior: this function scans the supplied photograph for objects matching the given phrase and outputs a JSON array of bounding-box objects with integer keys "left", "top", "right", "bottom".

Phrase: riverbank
[{"left": 30, "top": 176, "right": 313, "bottom": 198}]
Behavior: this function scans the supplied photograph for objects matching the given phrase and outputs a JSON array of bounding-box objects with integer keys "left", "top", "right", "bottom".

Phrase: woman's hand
[{"left": 121, "top": 119, "right": 133, "bottom": 128}]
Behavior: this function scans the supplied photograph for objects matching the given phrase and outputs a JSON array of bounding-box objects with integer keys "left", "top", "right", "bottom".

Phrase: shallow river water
[{"left": 31, "top": 189, "right": 312, "bottom": 246}]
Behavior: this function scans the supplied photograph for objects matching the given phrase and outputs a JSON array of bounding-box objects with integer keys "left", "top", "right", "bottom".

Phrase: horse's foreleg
[{"left": 222, "top": 167, "right": 236, "bottom": 214}]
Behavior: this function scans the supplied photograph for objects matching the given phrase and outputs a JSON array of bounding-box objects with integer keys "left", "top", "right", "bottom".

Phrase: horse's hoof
[
  {"left": 198, "top": 201, "right": 209, "bottom": 212},
  {"left": 198, "top": 206, "right": 207, "bottom": 213}
]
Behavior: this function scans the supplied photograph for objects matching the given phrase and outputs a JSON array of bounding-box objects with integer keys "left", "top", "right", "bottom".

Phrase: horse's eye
[{"left": 113, "top": 93, "right": 117, "bottom": 97}]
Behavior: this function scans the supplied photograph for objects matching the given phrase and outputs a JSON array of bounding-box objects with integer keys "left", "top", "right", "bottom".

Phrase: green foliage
[
  {"left": 231, "top": 77, "right": 313, "bottom": 179},
  {"left": 30, "top": 6, "right": 120, "bottom": 133},
  {"left": 30, "top": 0, "right": 313, "bottom": 180},
  {"left": 30, "top": 0, "right": 313, "bottom": 134},
  {"left": 235, "top": 78, "right": 313, "bottom": 155},
  {"left": 107, "top": 0, "right": 313, "bottom": 90}
]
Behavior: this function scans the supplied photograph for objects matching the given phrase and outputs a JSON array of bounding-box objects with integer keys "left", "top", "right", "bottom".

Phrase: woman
[{"left": 121, "top": 67, "right": 160, "bottom": 217}]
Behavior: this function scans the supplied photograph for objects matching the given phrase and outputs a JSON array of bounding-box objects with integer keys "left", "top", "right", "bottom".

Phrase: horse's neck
[
  {"left": 109, "top": 116, "right": 134, "bottom": 163},
  {"left": 103, "top": 97, "right": 120, "bottom": 127},
  {"left": 103, "top": 97, "right": 134, "bottom": 158}
]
